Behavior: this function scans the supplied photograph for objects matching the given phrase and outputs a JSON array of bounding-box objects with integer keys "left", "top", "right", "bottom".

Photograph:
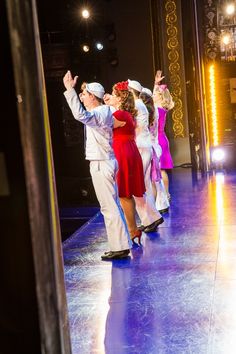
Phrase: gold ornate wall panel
[
  {"left": 203, "top": 0, "right": 218, "bottom": 61},
  {"left": 165, "top": 0, "right": 185, "bottom": 138}
]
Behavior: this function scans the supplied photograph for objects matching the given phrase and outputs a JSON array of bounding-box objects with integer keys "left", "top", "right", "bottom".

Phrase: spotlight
[
  {"left": 211, "top": 148, "right": 225, "bottom": 163},
  {"left": 225, "top": 3, "right": 235, "bottom": 15},
  {"left": 82, "top": 44, "right": 90, "bottom": 52},
  {"left": 221, "top": 33, "right": 231, "bottom": 45},
  {"left": 96, "top": 42, "right": 103, "bottom": 50},
  {"left": 81, "top": 8, "right": 90, "bottom": 19}
]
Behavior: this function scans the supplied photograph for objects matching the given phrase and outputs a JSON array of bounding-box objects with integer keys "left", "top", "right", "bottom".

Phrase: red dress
[{"left": 113, "top": 110, "right": 145, "bottom": 198}]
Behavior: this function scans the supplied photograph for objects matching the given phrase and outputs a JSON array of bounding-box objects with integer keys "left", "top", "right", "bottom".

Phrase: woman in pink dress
[
  {"left": 153, "top": 70, "right": 174, "bottom": 200},
  {"left": 140, "top": 88, "right": 170, "bottom": 213}
]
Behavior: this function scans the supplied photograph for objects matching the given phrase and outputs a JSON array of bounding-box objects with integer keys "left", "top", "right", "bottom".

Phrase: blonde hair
[
  {"left": 81, "top": 82, "right": 87, "bottom": 90},
  {"left": 153, "top": 86, "right": 174, "bottom": 110}
]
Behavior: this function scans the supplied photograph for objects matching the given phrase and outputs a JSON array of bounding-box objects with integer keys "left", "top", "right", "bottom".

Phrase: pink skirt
[{"left": 151, "top": 147, "right": 162, "bottom": 182}]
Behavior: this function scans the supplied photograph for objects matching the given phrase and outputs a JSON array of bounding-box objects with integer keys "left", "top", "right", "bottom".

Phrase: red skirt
[{"left": 113, "top": 136, "right": 146, "bottom": 198}]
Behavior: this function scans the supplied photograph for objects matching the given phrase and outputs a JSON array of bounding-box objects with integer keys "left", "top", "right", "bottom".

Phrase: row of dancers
[{"left": 63, "top": 70, "right": 174, "bottom": 260}]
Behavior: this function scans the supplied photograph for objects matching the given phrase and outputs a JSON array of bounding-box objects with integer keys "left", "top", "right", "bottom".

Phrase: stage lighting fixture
[
  {"left": 108, "top": 32, "right": 116, "bottom": 41},
  {"left": 211, "top": 148, "right": 225, "bottom": 163},
  {"left": 221, "top": 33, "right": 231, "bottom": 45},
  {"left": 96, "top": 42, "right": 103, "bottom": 50},
  {"left": 225, "top": 3, "right": 235, "bottom": 15},
  {"left": 106, "top": 24, "right": 116, "bottom": 41},
  {"left": 109, "top": 57, "right": 119, "bottom": 66},
  {"left": 81, "top": 9, "right": 90, "bottom": 19},
  {"left": 209, "top": 64, "right": 219, "bottom": 147},
  {"left": 82, "top": 44, "right": 90, "bottom": 52}
]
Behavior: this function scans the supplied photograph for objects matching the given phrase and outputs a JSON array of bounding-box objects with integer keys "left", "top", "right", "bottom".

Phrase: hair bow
[
  {"left": 159, "top": 84, "right": 167, "bottom": 91},
  {"left": 114, "top": 81, "right": 128, "bottom": 91}
]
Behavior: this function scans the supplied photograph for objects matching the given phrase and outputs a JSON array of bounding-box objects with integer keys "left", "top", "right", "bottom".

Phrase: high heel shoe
[
  {"left": 130, "top": 229, "right": 142, "bottom": 245},
  {"left": 142, "top": 216, "right": 164, "bottom": 233}
]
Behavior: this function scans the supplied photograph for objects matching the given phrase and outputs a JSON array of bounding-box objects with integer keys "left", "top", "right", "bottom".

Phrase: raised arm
[
  {"left": 153, "top": 70, "right": 165, "bottom": 96},
  {"left": 63, "top": 70, "right": 78, "bottom": 91},
  {"left": 63, "top": 71, "right": 106, "bottom": 127},
  {"left": 154, "top": 70, "right": 165, "bottom": 86}
]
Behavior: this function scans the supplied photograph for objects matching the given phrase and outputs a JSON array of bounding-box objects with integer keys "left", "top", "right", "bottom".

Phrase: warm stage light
[
  {"left": 82, "top": 44, "right": 90, "bottom": 52},
  {"left": 209, "top": 64, "right": 219, "bottom": 147},
  {"left": 211, "top": 148, "right": 225, "bottom": 162},
  {"left": 225, "top": 3, "right": 235, "bottom": 15},
  {"left": 222, "top": 33, "right": 231, "bottom": 45},
  {"left": 81, "top": 9, "right": 90, "bottom": 19}
]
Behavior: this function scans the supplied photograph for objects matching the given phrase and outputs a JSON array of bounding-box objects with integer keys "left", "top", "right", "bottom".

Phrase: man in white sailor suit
[{"left": 63, "top": 70, "right": 131, "bottom": 260}]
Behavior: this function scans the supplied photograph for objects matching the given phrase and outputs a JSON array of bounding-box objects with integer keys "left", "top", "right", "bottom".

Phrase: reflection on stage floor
[{"left": 63, "top": 167, "right": 236, "bottom": 354}]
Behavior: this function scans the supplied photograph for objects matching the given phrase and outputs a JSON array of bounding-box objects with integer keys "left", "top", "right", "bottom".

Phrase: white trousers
[
  {"left": 90, "top": 159, "right": 131, "bottom": 252},
  {"left": 134, "top": 147, "right": 161, "bottom": 226},
  {"left": 155, "top": 179, "right": 170, "bottom": 210}
]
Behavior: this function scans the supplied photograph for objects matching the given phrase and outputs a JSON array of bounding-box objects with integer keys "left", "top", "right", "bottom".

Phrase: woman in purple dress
[{"left": 153, "top": 70, "right": 174, "bottom": 200}]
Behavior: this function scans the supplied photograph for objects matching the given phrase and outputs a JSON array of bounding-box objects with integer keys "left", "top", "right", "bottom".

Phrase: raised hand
[
  {"left": 155, "top": 70, "right": 165, "bottom": 84},
  {"left": 63, "top": 70, "right": 79, "bottom": 90}
]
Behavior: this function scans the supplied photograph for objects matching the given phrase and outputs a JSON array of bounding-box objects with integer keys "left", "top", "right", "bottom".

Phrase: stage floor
[{"left": 63, "top": 167, "right": 236, "bottom": 354}]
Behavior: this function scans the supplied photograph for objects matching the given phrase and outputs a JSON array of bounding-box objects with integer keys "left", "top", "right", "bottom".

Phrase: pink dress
[
  {"left": 158, "top": 107, "right": 174, "bottom": 169},
  {"left": 149, "top": 114, "right": 162, "bottom": 182}
]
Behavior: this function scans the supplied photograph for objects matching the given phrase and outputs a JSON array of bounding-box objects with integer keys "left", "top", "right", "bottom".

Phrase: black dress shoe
[
  {"left": 159, "top": 207, "right": 169, "bottom": 214},
  {"left": 101, "top": 249, "right": 130, "bottom": 260},
  {"left": 143, "top": 217, "right": 164, "bottom": 233},
  {"left": 137, "top": 224, "right": 145, "bottom": 231}
]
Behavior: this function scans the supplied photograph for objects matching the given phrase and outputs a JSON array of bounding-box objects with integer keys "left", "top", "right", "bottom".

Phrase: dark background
[{"left": 36, "top": 0, "right": 156, "bottom": 211}]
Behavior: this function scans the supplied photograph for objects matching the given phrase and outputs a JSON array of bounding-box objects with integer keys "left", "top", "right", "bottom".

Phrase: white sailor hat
[
  {"left": 86, "top": 82, "right": 105, "bottom": 99},
  {"left": 127, "top": 79, "right": 142, "bottom": 93},
  {"left": 141, "top": 87, "right": 153, "bottom": 96}
]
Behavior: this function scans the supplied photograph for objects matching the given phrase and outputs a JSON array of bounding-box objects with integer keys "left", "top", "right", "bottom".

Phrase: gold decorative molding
[
  {"left": 165, "top": 0, "right": 184, "bottom": 138},
  {"left": 203, "top": 0, "right": 218, "bottom": 61}
]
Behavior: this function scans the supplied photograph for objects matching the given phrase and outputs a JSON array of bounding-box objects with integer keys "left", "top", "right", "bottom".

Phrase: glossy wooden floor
[{"left": 63, "top": 168, "right": 236, "bottom": 354}]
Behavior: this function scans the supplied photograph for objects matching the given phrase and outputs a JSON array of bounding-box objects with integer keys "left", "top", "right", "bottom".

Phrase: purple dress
[{"left": 158, "top": 107, "right": 174, "bottom": 169}]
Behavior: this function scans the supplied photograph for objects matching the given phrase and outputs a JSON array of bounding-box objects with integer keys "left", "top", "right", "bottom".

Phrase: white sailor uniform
[
  {"left": 134, "top": 99, "right": 162, "bottom": 226},
  {"left": 64, "top": 88, "right": 131, "bottom": 252}
]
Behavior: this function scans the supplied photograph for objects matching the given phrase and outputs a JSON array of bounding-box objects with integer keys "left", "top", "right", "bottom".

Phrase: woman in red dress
[{"left": 105, "top": 81, "right": 145, "bottom": 244}]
